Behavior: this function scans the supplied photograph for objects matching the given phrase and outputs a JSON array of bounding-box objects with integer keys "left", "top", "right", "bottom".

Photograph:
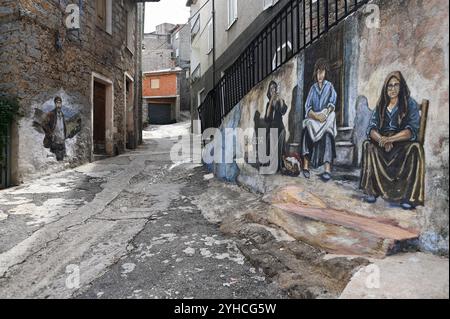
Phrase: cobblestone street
[{"left": 0, "top": 121, "right": 448, "bottom": 299}]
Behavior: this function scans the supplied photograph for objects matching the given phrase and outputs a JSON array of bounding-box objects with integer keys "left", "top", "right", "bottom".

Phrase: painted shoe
[
  {"left": 364, "top": 195, "right": 378, "bottom": 204},
  {"left": 302, "top": 170, "right": 311, "bottom": 179},
  {"left": 320, "top": 172, "right": 332, "bottom": 182},
  {"left": 401, "top": 201, "right": 415, "bottom": 210}
]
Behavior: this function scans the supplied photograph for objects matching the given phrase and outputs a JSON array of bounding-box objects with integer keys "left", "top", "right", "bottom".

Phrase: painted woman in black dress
[{"left": 360, "top": 71, "right": 425, "bottom": 210}]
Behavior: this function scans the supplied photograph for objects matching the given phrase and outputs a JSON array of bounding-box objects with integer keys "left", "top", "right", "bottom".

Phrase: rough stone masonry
[{"left": 0, "top": 0, "right": 145, "bottom": 185}]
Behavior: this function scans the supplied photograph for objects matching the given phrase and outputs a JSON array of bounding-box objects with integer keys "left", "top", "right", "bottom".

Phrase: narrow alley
[
  {"left": 0, "top": 0, "right": 448, "bottom": 303},
  {"left": 0, "top": 121, "right": 447, "bottom": 299},
  {"left": 0, "top": 121, "right": 285, "bottom": 299}
]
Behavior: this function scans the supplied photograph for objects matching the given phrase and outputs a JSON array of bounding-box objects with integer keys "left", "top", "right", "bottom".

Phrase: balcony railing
[{"left": 198, "top": 0, "right": 369, "bottom": 132}]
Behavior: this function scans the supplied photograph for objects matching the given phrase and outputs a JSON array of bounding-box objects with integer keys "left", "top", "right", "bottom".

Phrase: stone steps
[
  {"left": 335, "top": 141, "right": 355, "bottom": 167},
  {"left": 264, "top": 185, "right": 420, "bottom": 258},
  {"left": 336, "top": 127, "right": 354, "bottom": 142}
]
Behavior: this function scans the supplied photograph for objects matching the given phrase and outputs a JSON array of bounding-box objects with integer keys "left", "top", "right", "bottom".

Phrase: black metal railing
[
  {"left": 0, "top": 122, "right": 10, "bottom": 189},
  {"left": 198, "top": 0, "right": 369, "bottom": 132}
]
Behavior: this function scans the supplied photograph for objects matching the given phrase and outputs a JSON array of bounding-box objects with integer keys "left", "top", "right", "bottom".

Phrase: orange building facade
[{"left": 143, "top": 68, "right": 182, "bottom": 125}]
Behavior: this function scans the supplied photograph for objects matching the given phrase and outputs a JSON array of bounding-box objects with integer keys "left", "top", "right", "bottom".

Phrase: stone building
[
  {"left": 142, "top": 22, "right": 191, "bottom": 125},
  {"left": 0, "top": 0, "right": 156, "bottom": 187}
]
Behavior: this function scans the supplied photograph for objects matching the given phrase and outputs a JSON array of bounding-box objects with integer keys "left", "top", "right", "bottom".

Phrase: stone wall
[{"left": 0, "top": 0, "right": 143, "bottom": 184}]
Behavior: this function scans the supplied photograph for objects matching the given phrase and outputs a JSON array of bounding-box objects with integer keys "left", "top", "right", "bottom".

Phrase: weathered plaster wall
[
  {"left": 355, "top": 0, "right": 449, "bottom": 254},
  {"left": 0, "top": 0, "right": 143, "bottom": 184}
]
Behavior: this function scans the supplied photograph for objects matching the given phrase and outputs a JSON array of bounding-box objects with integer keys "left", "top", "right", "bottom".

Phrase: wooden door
[{"left": 93, "top": 82, "right": 106, "bottom": 154}]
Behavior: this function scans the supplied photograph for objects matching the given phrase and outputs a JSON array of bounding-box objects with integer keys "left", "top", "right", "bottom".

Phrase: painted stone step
[
  {"left": 263, "top": 185, "right": 420, "bottom": 258},
  {"left": 335, "top": 141, "right": 355, "bottom": 167},
  {"left": 336, "top": 127, "right": 354, "bottom": 141}
]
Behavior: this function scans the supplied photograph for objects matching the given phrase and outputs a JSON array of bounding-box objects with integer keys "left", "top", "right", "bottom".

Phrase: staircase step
[
  {"left": 265, "top": 186, "right": 420, "bottom": 258},
  {"left": 336, "top": 141, "right": 353, "bottom": 147}
]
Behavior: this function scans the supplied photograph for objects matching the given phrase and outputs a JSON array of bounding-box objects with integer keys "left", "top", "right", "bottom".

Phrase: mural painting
[
  {"left": 33, "top": 96, "right": 82, "bottom": 161},
  {"left": 258, "top": 81, "right": 288, "bottom": 172},
  {"left": 238, "top": 59, "right": 427, "bottom": 210},
  {"left": 301, "top": 59, "right": 338, "bottom": 181},
  {"left": 238, "top": 59, "right": 298, "bottom": 176},
  {"left": 360, "top": 71, "right": 426, "bottom": 210}
]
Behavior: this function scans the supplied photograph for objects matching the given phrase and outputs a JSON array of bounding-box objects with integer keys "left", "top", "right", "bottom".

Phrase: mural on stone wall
[
  {"left": 254, "top": 80, "right": 288, "bottom": 173},
  {"left": 301, "top": 58, "right": 338, "bottom": 182},
  {"left": 237, "top": 55, "right": 427, "bottom": 210},
  {"left": 33, "top": 96, "right": 82, "bottom": 161}
]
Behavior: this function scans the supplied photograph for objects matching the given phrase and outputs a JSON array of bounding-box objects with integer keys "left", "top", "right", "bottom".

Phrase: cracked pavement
[
  {"left": 0, "top": 121, "right": 285, "bottom": 299},
  {"left": 1, "top": 121, "right": 447, "bottom": 299}
]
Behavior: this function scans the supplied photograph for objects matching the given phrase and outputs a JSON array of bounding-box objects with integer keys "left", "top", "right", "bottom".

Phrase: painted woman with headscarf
[
  {"left": 301, "top": 59, "right": 338, "bottom": 181},
  {"left": 360, "top": 71, "right": 425, "bottom": 210}
]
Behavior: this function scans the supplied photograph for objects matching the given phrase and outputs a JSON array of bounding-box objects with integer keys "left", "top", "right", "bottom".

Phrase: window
[
  {"left": 192, "top": 64, "right": 201, "bottom": 82},
  {"left": 207, "top": 20, "right": 213, "bottom": 54},
  {"left": 176, "top": 48, "right": 180, "bottom": 57},
  {"left": 175, "top": 32, "right": 179, "bottom": 40},
  {"left": 151, "top": 79, "right": 160, "bottom": 89},
  {"left": 198, "top": 89, "right": 206, "bottom": 107},
  {"left": 96, "top": 0, "right": 107, "bottom": 29},
  {"left": 227, "top": 0, "right": 238, "bottom": 29},
  {"left": 263, "top": 0, "right": 279, "bottom": 10},
  {"left": 191, "top": 15, "right": 200, "bottom": 39},
  {"left": 126, "top": 10, "right": 135, "bottom": 53},
  {"left": 96, "top": 0, "right": 112, "bottom": 34}
]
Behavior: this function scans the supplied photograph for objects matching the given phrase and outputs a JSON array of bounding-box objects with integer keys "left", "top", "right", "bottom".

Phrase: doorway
[
  {"left": 125, "top": 76, "right": 135, "bottom": 149},
  {"left": 93, "top": 81, "right": 107, "bottom": 154},
  {"left": 0, "top": 123, "right": 10, "bottom": 189},
  {"left": 92, "top": 73, "right": 114, "bottom": 157}
]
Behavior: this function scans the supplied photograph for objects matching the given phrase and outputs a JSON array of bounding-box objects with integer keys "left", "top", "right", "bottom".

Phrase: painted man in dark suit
[{"left": 43, "top": 96, "right": 67, "bottom": 161}]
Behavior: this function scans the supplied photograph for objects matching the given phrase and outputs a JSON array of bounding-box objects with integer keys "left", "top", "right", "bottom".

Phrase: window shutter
[
  {"left": 227, "top": 0, "right": 238, "bottom": 28},
  {"left": 96, "top": 0, "right": 106, "bottom": 28}
]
